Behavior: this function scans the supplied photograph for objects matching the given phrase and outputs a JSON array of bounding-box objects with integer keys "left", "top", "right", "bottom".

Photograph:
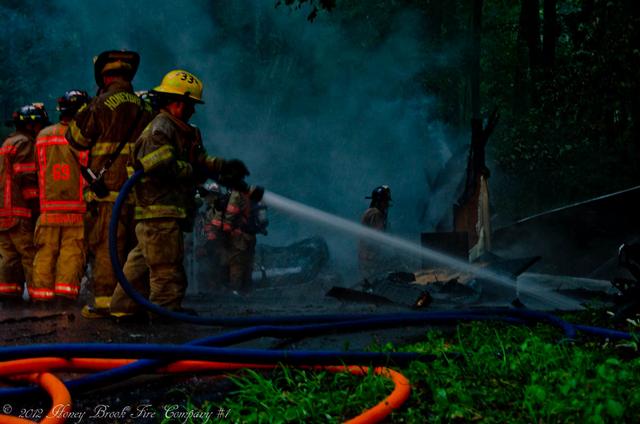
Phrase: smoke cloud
[{"left": 1, "top": 1, "right": 467, "bottom": 281}]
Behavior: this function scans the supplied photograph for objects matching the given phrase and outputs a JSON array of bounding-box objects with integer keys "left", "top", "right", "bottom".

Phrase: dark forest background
[
  {"left": 290, "top": 0, "right": 640, "bottom": 223},
  {"left": 1, "top": 0, "right": 639, "bottom": 229}
]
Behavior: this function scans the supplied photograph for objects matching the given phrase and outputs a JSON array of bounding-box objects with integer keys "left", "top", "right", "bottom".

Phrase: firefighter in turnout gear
[
  {"left": 0, "top": 103, "right": 48, "bottom": 300},
  {"left": 197, "top": 182, "right": 227, "bottom": 291},
  {"left": 210, "top": 185, "right": 265, "bottom": 295},
  {"left": 110, "top": 69, "right": 250, "bottom": 319},
  {"left": 358, "top": 185, "right": 392, "bottom": 281},
  {"left": 65, "top": 50, "right": 154, "bottom": 318},
  {"left": 31, "top": 91, "right": 90, "bottom": 303}
]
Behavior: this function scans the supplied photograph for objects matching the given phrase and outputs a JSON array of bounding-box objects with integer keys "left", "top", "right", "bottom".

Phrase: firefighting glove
[
  {"left": 221, "top": 158, "right": 249, "bottom": 178},
  {"left": 234, "top": 180, "right": 250, "bottom": 193},
  {"left": 219, "top": 158, "right": 249, "bottom": 188},
  {"left": 250, "top": 185, "right": 265, "bottom": 202}
]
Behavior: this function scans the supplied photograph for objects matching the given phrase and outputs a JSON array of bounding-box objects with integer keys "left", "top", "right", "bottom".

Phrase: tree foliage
[
  {"left": 486, "top": 0, "right": 640, "bottom": 217},
  {"left": 284, "top": 0, "right": 640, "bottom": 220}
]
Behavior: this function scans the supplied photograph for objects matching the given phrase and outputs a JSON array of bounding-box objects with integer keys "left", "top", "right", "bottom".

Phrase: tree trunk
[
  {"left": 581, "top": 0, "right": 595, "bottom": 20},
  {"left": 521, "top": 0, "right": 541, "bottom": 70},
  {"left": 426, "top": 0, "right": 444, "bottom": 45},
  {"left": 542, "top": 0, "right": 557, "bottom": 70},
  {"left": 453, "top": 0, "right": 499, "bottom": 259},
  {"left": 470, "top": 0, "right": 482, "bottom": 120},
  {"left": 442, "top": 1, "right": 465, "bottom": 129},
  {"left": 513, "top": 5, "right": 530, "bottom": 116},
  {"left": 520, "top": 0, "right": 541, "bottom": 105}
]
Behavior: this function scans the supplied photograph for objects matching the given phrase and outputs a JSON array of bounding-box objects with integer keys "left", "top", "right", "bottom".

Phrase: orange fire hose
[
  {"left": 329, "top": 366, "right": 411, "bottom": 424},
  {"left": 0, "top": 358, "right": 410, "bottom": 423},
  {"left": 0, "top": 372, "right": 70, "bottom": 424}
]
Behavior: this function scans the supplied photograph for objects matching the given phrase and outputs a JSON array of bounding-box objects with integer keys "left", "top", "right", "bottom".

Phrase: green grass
[
  {"left": 394, "top": 320, "right": 640, "bottom": 423},
  {"left": 222, "top": 365, "right": 393, "bottom": 423},
  {"left": 177, "top": 312, "right": 640, "bottom": 423}
]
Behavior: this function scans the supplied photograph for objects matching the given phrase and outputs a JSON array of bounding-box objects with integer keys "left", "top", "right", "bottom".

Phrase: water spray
[
  {"left": 263, "top": 191, "right": 578, "bottom": 310},
  {"left": 109, "top": 171, "right": 578, "bottom": 325}
]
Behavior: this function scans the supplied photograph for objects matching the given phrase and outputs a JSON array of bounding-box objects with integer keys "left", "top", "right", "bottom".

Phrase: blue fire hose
[
  {"left": 0, "top": 311, "right": 633, "bottom": 398},
  {"left": 0, "top": 314, "right": 527, "bottom": 397}
]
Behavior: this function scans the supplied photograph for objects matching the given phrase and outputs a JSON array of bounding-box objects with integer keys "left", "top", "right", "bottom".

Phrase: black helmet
[
  {"left": 93, "top": 50, "right": 140, "bottom": 87},
  {"left": 366, "top": 185, "right": 392, "bottom": 203},
  {"left": 57, "top": 90, "right": 89, "bottom": 116},
  {"left": 6, "top": 103, "right": 50, "bottom": 127}
]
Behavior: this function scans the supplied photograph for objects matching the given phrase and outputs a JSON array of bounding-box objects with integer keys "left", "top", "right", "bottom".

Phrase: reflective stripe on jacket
[
  {"left": 0, "top": 130, "right": 38, "bottom": 229},
  {"left": 133, "top": 111, "right": 222, "bottom": 221},
  {"left": 36, "top": 122, "right": 88, "bottom": 226},
  {"left": 65, "top": 80, "right": 153, "bottom": 196},
  {"left": 211, "top": 190, "right": 250, "bottom": 237}
]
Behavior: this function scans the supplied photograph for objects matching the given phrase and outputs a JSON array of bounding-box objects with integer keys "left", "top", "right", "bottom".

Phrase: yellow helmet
[{"left": 153, "top": 70, "right": 204, "bottom": 103}]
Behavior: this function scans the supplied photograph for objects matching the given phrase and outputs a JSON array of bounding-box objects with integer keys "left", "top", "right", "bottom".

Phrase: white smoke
[{"left": 2, "top": 0, "right": 468, "bottom": 281}]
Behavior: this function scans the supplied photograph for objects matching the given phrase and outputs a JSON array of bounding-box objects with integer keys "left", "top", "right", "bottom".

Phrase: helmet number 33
[{"left": 179, "top": 72, "right": 195, "bottom": 84}]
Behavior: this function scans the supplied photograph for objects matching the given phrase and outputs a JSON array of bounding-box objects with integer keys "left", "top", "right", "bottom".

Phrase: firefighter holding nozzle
[
  {"left": 110, "top": 69, "right": 253, "bottom": 320},
  {"left": 197, "top": 181, "right": 268, "bottom": 296}
]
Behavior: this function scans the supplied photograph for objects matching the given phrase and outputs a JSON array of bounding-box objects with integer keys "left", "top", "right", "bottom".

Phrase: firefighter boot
[{"left": 81, "top": 296, "right": 111, "bottom": 319}]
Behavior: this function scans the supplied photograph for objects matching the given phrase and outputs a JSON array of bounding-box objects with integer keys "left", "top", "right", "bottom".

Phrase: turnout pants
[
  {"left": 226, "top": 233, "right": 256, "bottom": 293},
  {"left": 358, "top": 244, "right": 386, "bottom": 281},
  {"left": 0, "top": 219, "right": 35, "bottom": 297},
  {"left": 31, "top": 220, "right": 85, "bottom": 301},
  {"left": 196, "top": 239, "right": 227, "bottom": 292},
  {"left": 219, "top": 233, "right": 256, "bottom": 292},
  {"left": 110, "top": 219, "right": 186, "bottom": 315},
  {"left": 85, "top": 202, "right": 134, "bottom": 308}
]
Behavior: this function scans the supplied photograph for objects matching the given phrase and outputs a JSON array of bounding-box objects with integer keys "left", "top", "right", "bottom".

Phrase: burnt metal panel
[{"left": 474, "top": 251, "right": 541, "bottom": 278}]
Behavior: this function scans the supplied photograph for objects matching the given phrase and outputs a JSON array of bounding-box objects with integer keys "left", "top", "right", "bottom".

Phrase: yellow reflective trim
[
  {"left": 92, "top": 142, "right": 132, "bottom": 156},
  {"left": 139, "top": 145, "right": 174, "bottom": 172},
  {"left": 68, "top": 120, "right": 89, "bottom": 148},
  {"left": 205, "top": 156, "right": 222, "bottom": 173},
  {"left": 103, "top": 92, "right": 141, "bottom": 111},
  {"left": 176, "top": 160, "right": 191, "bottom": 178},
  {"left": 134, "top": 204, "right": 186, "bottom": 220},
  {"left": 94, "top": 296, "right": 112, "bottom": 309},
  {"left": 110, "top": 312, "right": 135, "bottom": 318}
]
